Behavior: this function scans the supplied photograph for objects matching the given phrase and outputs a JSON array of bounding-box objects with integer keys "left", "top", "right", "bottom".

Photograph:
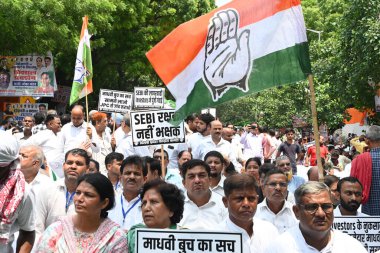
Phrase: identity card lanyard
[
  {"left": 121, "top": 196, "right": 141, "bottom": 224},
  {"left": 66, "top": 190, "right": 75, "bottom": 213}
]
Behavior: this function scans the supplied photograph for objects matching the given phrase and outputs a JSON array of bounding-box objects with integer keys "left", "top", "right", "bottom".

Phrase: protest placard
[
  {"left": 6, "top": 103, "right": 48, "bottom": 121},
  {"left": 136, "top": 229, "right": 242, "bottom": 253},
  {"left": 51, "top": 85, "right": 71, "bottom": 104},
  {"left": 98, "top": 89, "right": 133, "bottom": 113},
  {"left": 201, "top": 108, "right": 216, "bottom": 118},
  {"left": 134, "top": 87, "right": 165, "bottom": 109},
  {"left": 0, "top": 52, "right": 57, "bottom": 97},
  {"left": 130, "top": 110, "right": 185, "bottom": 146},
  {"left": 333, "top": 216, "right": 380, "bottom": 253}
]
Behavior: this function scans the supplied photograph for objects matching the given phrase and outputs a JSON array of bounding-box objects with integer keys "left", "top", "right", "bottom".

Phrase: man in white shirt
[
  {"left": 204, "top": 150, "right": 226, "bottom": 197},
  {"left": 240, "top": 123, "right": 264, "bottom": 161},
  {"left": 14, "top": 116, "right": 34, "bottom": 145},
  {"left": 193, "top": 120, "right": 240, "bottom": 170},
  {"left": 223, "top": 127, "right": 244, "bottom": 169},
  {"left": 255, "top": 169, "right": 297, "bottom": 233},
  {"left": 25, "top": 114, "right": 64, "bottom": 178},
  {"left": 108, "top": 155, "right": 146, "bottom": 231},
  {"left": 267, "top": 182, "right": 367, "bottom": 253},
  {"left": 115, "top": 113, "right": 151, "bottom": 158},
  {"left": 34, "top": 148, "right": 89, "bottom": 238},
  {"left": 334, "top": 177, "right": 368, "bottom": 217},
  {"left": 60, "top": 105, "right": 99, "bottom": 156},
  {"left": 187, "top": 113, "right": 215, "bottom": 153},
  {"left": 179, "top": 159, "right": 227, "bottom": 229},
  {"left": 220, "top": 173, "right": 279, "bottom": 253},
  {"left": 0, "top": 132, "right": 35, "bottom": 253}
]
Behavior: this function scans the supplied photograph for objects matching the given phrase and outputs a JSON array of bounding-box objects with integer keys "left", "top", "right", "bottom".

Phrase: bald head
[
  {"left": 210, "top": 120, "right": 223, "bottom": 141},
  {"left": 71, "top": 105, "right": 84, "bottom": 127},
  {"left": 222, "top": 127, "right": 234, "bottom": 143}
]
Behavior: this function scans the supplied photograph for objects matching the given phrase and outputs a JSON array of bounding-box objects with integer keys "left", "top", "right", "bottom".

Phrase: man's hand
[
  {"left": 80, "top": 140, "right": 91, "bottom": 150},
  {"left": 203, "top": 9, "right": 251, "bottom": 100}
]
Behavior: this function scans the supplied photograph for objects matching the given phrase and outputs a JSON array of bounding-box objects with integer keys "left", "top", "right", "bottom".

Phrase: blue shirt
[{"left": 363, "top": 147, "right": 380, "bottom": 215}]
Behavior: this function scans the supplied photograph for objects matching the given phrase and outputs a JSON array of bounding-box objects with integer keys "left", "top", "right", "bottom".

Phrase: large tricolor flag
[
  {"left": 70, "top": 16, "right": 93, "bottom": 105},
  {"left": 147, "top": 0, "right": 311, "bottom": 122}
]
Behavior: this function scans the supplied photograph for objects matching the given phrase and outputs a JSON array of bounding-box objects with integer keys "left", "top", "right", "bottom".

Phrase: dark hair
[
  {"left": 245, "top": 157, "right": 262, "bottom": 170},
  {"left": 285, "top": 128, "right": 295, "bottom": 134},
  {"left": 120, "top": 155, "right": 146, "bottom": 176},
  {"left": 38, "top": 104, "right": 47, "bottom": 109},
  {"left": 105, "top": 152, "right": 124, "bottom": 166},
  {"left": 77, "top": 173, "right": 114, "bottom": 218},
  {"left": 337, "top": 177, "right": 363, "bottom": 193},
  {"left": 198, "top": 113, "right": 215, "bottom": 126},
  {"left": 140, "top": 179, "right": 184, "bottom": 225},
  {"left": 60, "top": 114, "right": 71, "bottom": 126},
  {"left": 225, "top": 162, "right": 237, "bottom": 176},
  {"left": 143, "top": 156, "right": 162, "bottom": 176},
  {"left": 89, "top": 159, "right": 100, "bottom": 172},
  {"left": 204, "top": 151, "right": 225, "bottom": 164},
  {"left": 153, "top": 149, "right": 169, "bottom": 159},
  {"left": 178, "top": 150, "right": 192, "bottom": 159},
  {"left": 269, "top": 129, "right": 276, "bottom": 137},
  {"left": 323, "top": 175, "right": 339, "bottom": 188},
  {"left": 263, "top": 168, "right": 287, "bottom": 185},
  {"left": 180, "top": 159, "right": 210, "bottom": 179},
  {"left": 185, "top": 113, "right": 198, "bottom": 123},
  {"left": 65, "top": 148, "right": 90, "bottom": 166},
  {"left": 33, "top": 112, "right": 46, "bottom": 125},
  {"left": 224, "top": 173, "right": 259, "bottom": 197},
  {"left": 45, "top": 114, "right": 58, "bottom": 124},
  {"left": 259, "top": 163, "right": 276, "bottom": 178}
]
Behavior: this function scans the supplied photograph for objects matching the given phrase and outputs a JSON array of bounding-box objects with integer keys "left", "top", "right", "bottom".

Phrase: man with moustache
[
  {"left": 220, "top": 174, "right": 279, "bottom": 253},
  {"left": 267, "top": 182, "right": 366, "bottom": 252},
  {"left": 14, "top": 116, "right": 34, "bottom": 145},
  {"left": 255, "top": 169, "right": 297, "bottom": 233},
  {"left": 334, "top": 177, "right": 368, "bottom": 216},
  {"left": 108, "top": 155, "right": 146, "bottom": 231},
  {"left": 34, "top": 149, "right": 89, "bottom": 238},
  {"left": 187, "top": 113, "right": 215, "bottom": 153},
  {"left": 179, "top": 159, "right": 227, "bottom": 229}
]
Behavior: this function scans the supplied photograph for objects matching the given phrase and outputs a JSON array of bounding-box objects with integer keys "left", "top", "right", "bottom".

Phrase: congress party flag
[
  {"left": 70, "top": 16, "right": 93, "bottom": 105},
  {"left": 147, "top": 0, "right": 312, "bottom": 122}
]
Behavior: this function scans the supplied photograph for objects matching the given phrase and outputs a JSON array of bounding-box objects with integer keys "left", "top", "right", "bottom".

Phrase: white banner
[
  {"left": 134, "top": 87, "right": 165, "bottom": 109},
  {"left": 6, "top": 103, "right": 48, "bottom": 121},
  {"left": 130, "top": 110, "right": 185, "bottom": 146},
  {"left": 333, "top": 216, "right": 380, "bottom": 253},
  {"left": 136, "top": 229, "right": 242, "bottom": 253},
  {"left": 98, "top": 89, "right": 133, "bottom": 113}
]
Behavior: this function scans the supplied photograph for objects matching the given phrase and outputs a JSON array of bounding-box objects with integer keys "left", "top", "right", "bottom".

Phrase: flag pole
[{"left": 307, "top": 74, "right": 323, "bottom": 181}]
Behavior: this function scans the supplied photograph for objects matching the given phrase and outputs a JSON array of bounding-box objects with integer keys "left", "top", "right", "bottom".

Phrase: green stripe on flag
[{"left": 173, "top": 42, "right": 311, "bottom": 123}]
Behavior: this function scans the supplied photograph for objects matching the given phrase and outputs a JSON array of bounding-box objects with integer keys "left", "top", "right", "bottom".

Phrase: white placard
[
  {"left": 134, "top": 87, "right": 165, "bottom": 109},
  {"left": 130, "top": 110, "right": 185, "bottom": 146},
  {"left": 98, "top": 89, "right": 133, "bottom": 113},
  {"left": 333, "top": 216, "right": 380, "bottom": 252},
  {"left": 136, "top": 229, "right": 242, "bottom": 253},
  {"left": 201, "top": 108, "right": 216, "bottom": 117}
]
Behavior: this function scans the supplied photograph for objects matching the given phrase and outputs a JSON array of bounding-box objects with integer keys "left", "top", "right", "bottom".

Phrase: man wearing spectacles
[
  {"left": 255, "top": 169, "right": 297, "bottom": 233},
  {"left": 276, "top": 155, "right": 305, "bottom": 193},
  {"left": 267, "top": 182, "right": 366, "bottom": 252}
]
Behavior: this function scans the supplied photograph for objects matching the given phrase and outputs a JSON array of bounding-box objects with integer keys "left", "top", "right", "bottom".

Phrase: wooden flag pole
[
  {"left": 113, "top": 113, "right": 116, "bottom": 133},
  {"left": 161, "top": 144, "right": 166, "bottom": 178},
  {"left": 307, "top": 74, "right": 324, "bottom": 181}
]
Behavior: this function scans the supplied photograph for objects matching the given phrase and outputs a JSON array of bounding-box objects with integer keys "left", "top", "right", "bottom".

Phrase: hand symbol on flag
[{"left": 203, "top": 9, "right": 251, "bottom": 101}]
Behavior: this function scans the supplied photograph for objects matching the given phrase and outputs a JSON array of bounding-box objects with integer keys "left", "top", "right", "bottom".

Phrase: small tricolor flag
[
  {"left": 70, "top": 16, "right": 93, "bottom": 106},
  {"left": 147, "top": 0, "right": 312, "bottom": 122}
]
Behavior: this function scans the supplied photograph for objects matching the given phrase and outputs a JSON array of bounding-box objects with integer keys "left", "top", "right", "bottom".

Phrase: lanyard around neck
[
  {"left": 65, "top": 190, "right": 75, "bottom": 213},
  {"left": 121, "top": 195, "right": 141, "bottom": 224}
]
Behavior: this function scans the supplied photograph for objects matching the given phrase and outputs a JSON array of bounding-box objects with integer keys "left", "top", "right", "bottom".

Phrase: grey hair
[
  {"left": 276, "top": 155, "right": 290, "bottom": 165},
  {"left": 21, "top": 145, "right": 44, "bottom": 165},
  {"left": 122, "top": 113, "right": 131, "bottom": 127},
  {"left": 294, "top": 181, "right": 331, "bottom": 205},
  {"left": 366, "top": 125, "right": 380, "bottom": 142}
]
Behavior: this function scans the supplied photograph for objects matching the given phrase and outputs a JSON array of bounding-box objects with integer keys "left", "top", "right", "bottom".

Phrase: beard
[{"left": 340, "top": 199, "right": 360, "bottom": 212}]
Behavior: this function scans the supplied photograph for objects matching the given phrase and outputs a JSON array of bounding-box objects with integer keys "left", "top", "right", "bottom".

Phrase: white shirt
[
  {"left": 115, "top": 132, "right": 151, "bottom": 158},
  {"left": 60, "top": 121, "right": 99, "bottom": 155},
  {"left": 187, "top": 132, "right": 210, "bottom": 152},
  {"left": 193, "top": 138, "right": 241, "bottom": 170},
  {"left": 179, "top": 191, "right": 228, "bottom": 229},
  {"left": 240, "top": 132, "right": 264, "bottom": 160},
  {"left": 333, "top": 205, "right": 368, "bottom": 217},
  {"left": 266, "top": 225, "right": 367, "bottom": 253},
  {"left": 91, "top": 130, "right": 113, "bottom": 175},
  {"left": 255, "top": 199, "right": 298, "bottom": 233},
  {"left": 25, "top": 129, "right": 65, "bottom": 178},
  {"left": 114, "top": 126, "right": 125, "bottom": 147},
  {"left": 108, "top": 193, "right": 143, "bottom": 231},
  {"left": 34, "top": 178, "right": 76, "bottom": 238},
  {"left": 210, "top": 175, "right": 226, "bottom": 197},
  {"left": 219, "top": 217, "right": 279, "bottom": 253}
]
